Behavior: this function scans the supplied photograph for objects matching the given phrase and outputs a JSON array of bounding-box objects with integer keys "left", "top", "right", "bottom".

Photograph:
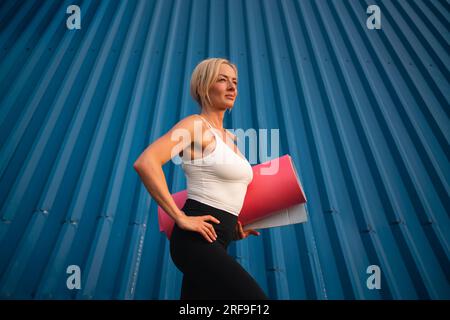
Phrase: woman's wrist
[{"left": 174, "top": 210, "right": 186, "bottom": 224}]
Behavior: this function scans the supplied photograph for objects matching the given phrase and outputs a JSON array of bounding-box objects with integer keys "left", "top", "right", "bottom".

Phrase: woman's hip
[{"left": 170, "top": 198, "right": 238, "bottom": 249}]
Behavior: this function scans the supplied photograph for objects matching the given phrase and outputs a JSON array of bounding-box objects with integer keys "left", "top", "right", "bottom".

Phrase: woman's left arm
[{"left": 234, "top": 221, "right": 260, "bottom": 241}]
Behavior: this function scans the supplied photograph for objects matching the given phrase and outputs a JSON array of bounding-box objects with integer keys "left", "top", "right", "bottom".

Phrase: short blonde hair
[{"left": 190, "top": 58, "right": 238, "bottom": 109}]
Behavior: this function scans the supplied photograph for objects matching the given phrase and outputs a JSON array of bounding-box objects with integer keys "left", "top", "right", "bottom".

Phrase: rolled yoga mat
[{"left": 157, "top": 154, "right": 307, "bottom": 239}]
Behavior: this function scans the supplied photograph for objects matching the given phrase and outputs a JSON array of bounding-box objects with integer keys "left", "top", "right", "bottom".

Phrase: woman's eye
[{"left": 218, "top": 78, "right": 237, "bottom": 85}]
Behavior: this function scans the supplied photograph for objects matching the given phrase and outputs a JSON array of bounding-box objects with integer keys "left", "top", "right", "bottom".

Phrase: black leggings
[{"left": 170, "top": 198, "right": 268, "bottom": 300}]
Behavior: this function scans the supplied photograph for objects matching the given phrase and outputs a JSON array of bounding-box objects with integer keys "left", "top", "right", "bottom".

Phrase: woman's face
[{"left": 207, "top": 64, "right": 238, "bottom": 110}]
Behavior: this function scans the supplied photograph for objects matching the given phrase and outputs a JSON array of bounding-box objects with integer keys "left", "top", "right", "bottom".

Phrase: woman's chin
[{"left": 213, "top": 102, "right": 233, "bottom": 111}]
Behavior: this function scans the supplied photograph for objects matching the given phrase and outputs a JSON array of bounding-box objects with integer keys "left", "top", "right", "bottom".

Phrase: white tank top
[{"left": 181, "top": 115, "right": 253, "bottom": 216}]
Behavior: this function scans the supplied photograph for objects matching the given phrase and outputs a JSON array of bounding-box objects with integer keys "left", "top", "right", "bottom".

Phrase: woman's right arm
[{"left": 133, "top": 115, "right": 219, "bottom": 243}]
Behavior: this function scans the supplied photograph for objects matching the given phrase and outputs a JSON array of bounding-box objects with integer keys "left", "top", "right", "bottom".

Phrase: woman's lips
[{"left": 225, "top": 95, "right": 235, "bottom": 100}]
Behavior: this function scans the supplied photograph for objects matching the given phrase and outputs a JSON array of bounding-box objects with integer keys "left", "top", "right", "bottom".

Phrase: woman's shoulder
[{"left": 172, "top": 114, "right": 203, "bottom": 130}]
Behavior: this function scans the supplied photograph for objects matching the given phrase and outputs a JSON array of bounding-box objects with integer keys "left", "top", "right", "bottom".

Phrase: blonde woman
[{"left": 134, "top": 58, "right": 268, "bottom": 300}]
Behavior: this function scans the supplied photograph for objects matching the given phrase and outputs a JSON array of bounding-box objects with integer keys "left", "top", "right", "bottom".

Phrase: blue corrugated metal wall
[{"left": 0, "top": 0, "right": 448, "bottom": 300}]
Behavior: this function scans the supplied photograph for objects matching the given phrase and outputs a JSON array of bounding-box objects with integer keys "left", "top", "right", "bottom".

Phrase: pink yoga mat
[{"left": 157, "top": 154, "right": 307, "bottom": 239}]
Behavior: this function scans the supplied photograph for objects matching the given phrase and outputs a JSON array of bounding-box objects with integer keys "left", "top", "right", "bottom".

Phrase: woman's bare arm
[
  {"left": 133, "top": 115, "right": 219, "bottom": 242},
  {"left": 133, "top": 115, "right": 196, "bottom": 223}
]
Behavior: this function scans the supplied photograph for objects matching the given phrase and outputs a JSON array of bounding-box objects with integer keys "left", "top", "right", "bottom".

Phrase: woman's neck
[{"left": 200, "top": 110, "right": 225, "bottom": 130}]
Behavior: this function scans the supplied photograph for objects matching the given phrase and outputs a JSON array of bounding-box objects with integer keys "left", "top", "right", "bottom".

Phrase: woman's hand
[
  {"left": 176, "top": 213, "right": 220, "bottom": 243},
  {"left": 234, "top": 221, "right": 260, "bottom": 240}
]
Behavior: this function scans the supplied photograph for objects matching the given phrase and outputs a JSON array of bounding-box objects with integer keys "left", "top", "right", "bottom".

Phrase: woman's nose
[{"left": 227, "top": 81, "right": 236, "bottom": 90}]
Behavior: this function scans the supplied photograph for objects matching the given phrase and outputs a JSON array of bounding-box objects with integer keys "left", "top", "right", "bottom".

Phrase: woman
[{"left": 133, "top": 58, "right": 268, "bottom": 300}]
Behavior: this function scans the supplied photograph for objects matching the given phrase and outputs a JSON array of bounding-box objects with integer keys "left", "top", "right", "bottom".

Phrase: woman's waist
[
  {"left": 182, "top": 198, "right": 238, "bottom": 229},
  {"left": 185, "top": 189, "right": 246, "bottom": 215}
]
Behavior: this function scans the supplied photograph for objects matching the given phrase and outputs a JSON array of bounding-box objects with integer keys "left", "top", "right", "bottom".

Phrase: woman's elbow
[
  {"left": 133, "top": 161, "right": 142, "bottom": 172},
  {"left": 133, "top": 155, "right": 143, "bottom": 168},
  {"left": 133, "top": 154, "right": 160, "bottom": 172},
  {"left": 133, "top": 156, "right": 150, "bottom": 171}
]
